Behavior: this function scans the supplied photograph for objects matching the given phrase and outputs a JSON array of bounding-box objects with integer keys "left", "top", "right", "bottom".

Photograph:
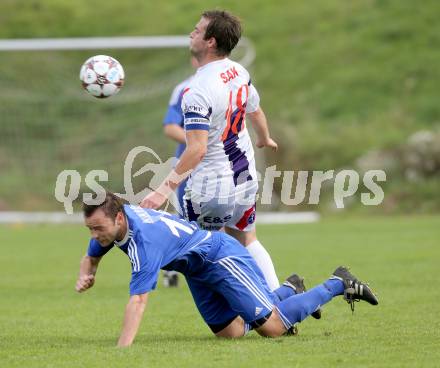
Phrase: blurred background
[{"left": 0, "top": 0, "right": 439, "bottom": 214}]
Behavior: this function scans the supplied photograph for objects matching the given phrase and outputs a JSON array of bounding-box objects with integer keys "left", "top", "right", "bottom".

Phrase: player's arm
[
  {"left": 75, "top": 255, "right": 102, "bottom": 292},
  {"left": 141, "top": 86, "right": 210, "bottom": 208},
  {"left": 164, "top": 124, "right": 186, "bottom": 144},
  {"left": 171, "top": 129, "right": 207, "bottom": 183},
  {"left": 247, "top": 106, "right": 278, "bottom": 152},
  {"left": 163, "top": 128, "right": 208, "bottom": 191},
  {"left": 76, "top": 239, "right": 113, "bottom": 292},
  {"left": 163, "top": 87, "right": 210, "bottom": 190},
  {"left": 117, "top": 293, "right": 149, "bottom": 347},
  {"left": 140, "top": 129, "right": 207, "bottom": 208}
]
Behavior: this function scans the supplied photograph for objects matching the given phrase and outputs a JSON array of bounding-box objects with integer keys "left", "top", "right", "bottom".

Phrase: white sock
[{"left": 246, "top": 240, "right": 280, "bottom": 291}]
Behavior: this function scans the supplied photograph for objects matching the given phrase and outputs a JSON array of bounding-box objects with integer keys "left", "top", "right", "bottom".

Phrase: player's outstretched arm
[
  {"left": 117, "top": 293, "right": 149, "bottom": 347},
  {"left": 247, "top": 107, "right": 278, "bottom": 152},
  {"left": 140, "top": 129, "right": 207, "bottom": 209},
  {"left": 75, "top": 255, "right": 101, "bottom": 293},
  {"left": 173, "top": 129, "right": 208, "bottom": 177}
]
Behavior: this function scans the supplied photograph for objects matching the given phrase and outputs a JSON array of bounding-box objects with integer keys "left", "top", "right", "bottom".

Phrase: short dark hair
[
  {"left": 82, "top": 192, "right": 126, "bottom": 220},
  {"left": 202, "top": 10, "right": 242, "bottom": 56}
]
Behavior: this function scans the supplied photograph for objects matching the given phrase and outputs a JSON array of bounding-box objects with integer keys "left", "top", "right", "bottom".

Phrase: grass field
[{"left": 1, "top": 215, "right": 439, "bottom": 367}]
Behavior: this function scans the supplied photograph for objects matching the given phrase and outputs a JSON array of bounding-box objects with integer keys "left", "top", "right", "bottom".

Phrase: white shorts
[{"left": 183, "top": 182, "right": 257, "bottom": 231}]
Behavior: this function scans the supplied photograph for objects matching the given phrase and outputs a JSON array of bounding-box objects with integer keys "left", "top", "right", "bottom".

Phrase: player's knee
[
  {"left": 212, "top": 317, "right": 245, "bottom": 338},
  {"left": 256, "top": 322, "right": 286, "bottom": 338},
  {"left": 254, "top": 310, "right": 286, "bottom": 338}
]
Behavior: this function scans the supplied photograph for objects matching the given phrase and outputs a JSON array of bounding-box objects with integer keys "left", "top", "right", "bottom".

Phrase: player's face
[
  {"left": 189, "top": 17, "right": 211, "bottom": 57},
  {"left": 85, "top": 209, "right": 121, "bottom": 246}
]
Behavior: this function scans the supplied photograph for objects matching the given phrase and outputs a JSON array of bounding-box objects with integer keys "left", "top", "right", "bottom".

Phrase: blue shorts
[{"left": 176, "top": 232, "right": 275, "bottom": 330}]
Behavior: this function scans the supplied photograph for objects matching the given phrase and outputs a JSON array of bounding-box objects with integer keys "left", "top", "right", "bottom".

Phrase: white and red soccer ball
[{"left": 79, "top": 55, "right": 125, "bottom": 98}]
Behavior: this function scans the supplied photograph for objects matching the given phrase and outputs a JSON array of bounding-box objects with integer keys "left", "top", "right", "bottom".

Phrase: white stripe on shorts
[
  {"left": 219, "top": 257, "right": 273, "bottom": 311},
  {"left": 274, "top": 306, "right": 292, "bottom": 329},
  {"left": 222, "top": 257, "right": 274, "bottom": 308}
]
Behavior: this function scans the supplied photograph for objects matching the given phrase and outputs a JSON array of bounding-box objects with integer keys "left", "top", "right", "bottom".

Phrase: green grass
[{"left": 1, "top": 216, "right": 439, "bottom": 367}]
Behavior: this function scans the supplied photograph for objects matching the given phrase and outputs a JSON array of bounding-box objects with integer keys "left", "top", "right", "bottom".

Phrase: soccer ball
[{"left": 79, "top": 55, "right": 125, "bottom": 98}]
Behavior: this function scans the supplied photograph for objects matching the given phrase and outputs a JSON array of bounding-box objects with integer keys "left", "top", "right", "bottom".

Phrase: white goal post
[{"left": 0, "top": 36, "right": 256, "bottom": 68}]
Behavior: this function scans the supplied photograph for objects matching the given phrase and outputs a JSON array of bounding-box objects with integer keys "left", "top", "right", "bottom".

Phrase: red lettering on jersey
[{"left": 220, "top": 67, "right": 239, "bottom": 83}]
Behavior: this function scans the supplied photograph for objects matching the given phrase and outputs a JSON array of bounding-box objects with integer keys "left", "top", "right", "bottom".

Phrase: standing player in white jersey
[{"left": 141, "top": 10, "right": 280, "bottom": 291}]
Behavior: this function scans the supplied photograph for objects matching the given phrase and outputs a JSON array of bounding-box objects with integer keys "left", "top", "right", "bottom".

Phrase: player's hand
[
  {"left": 140, "top": 191, "right": 167, "bottom": 209},
  {"left": 75, "top": 274, "right": 95, "bottom": 293},
  {"left": 256, "top": 137, "right": 278, "bottom": 152}
]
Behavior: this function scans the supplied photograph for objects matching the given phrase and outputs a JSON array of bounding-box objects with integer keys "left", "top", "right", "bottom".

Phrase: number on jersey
[{"left": 222, "top": 84, "right": 249, "bottom": 141}]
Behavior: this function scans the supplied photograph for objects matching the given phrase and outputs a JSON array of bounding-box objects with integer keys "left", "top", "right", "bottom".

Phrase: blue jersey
[
  {"left": 87, "top": 205, "right": 211, "bottom": 295},
  {"left": 163, "top": 76, "right": 193, "bottom": 158}
]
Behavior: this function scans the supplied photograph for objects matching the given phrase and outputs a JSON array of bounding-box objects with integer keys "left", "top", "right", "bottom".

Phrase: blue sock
[
  {"left": 273, "top": 284, "right": 297, "bottom": 303},
  {"left": 275, "top": 284, "right": 334, "bottom": 328},
  {"left": 323, "top": 278, "right": 345, "bottom": 297}
]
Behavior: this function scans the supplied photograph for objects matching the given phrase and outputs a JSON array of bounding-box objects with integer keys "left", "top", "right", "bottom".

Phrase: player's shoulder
[
  {"left": 89, "top": 237, "right": 101, "bottom": 247},
  {"left": 189, "top": 59, "right": 230, "bottom": 86},
  {"left": 124, "top": 205, "right": 158, "bottom": 224},
  {"left": 186, "top": 69, "right": 210, "bottom": 91},
  {"left": 221, "top": 59, "right": 250, "bottom": 82},
  {"left": 87, "top": 237, "right": 114, "bottom": 257},
  {"left": 184, "top": 62, "right": 226, "bottom": 98},
  {"left": 228, "top": 59, "right": 249, "bottom": 74},
  {"left": 182, "top": 76, "right": 210, "bottom": 105}
]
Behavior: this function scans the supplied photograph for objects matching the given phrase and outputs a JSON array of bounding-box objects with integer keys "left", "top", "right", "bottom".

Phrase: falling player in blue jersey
[{"left": 76, "top": 192, "right": 378, "bottom": 347}]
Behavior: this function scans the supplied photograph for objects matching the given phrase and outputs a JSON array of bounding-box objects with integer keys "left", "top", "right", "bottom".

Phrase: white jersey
[{"left": 181, "top": 58, "right": 260, "bottom": 200}]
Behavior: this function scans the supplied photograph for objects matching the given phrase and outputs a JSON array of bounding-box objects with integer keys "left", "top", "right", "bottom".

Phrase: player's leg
[
  {"left": 214, "top": 316, "right": 248, "bottom": 338},
  {"left": 265, "top": 266, "right": 379, "bottom": 335},
  {"left": 184, "top": 186, "right": 318, "bottom": 317},
  {"left": 224, "top": 225, "right": 319, "bottom": 318},
  {"left": 211, "top": 308, "right": 291, "bottom": 338},
  {"left": 226, "top": 202, "right": 280, "bottom": 291},
  {"left": 185, "top": 275, "right": 247, "bottom": 337},
  {"left": 211, "top": 235, "right": 378, "bottom": 338},
  {"left": 208, "top": 235, "right": 280, "bottom": 336},
  {"left": 225, "top": 226, "right": 279, "bottom": 290},
  {"left": 273, "top": 273, "right": 322, "bottom": 319}
]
